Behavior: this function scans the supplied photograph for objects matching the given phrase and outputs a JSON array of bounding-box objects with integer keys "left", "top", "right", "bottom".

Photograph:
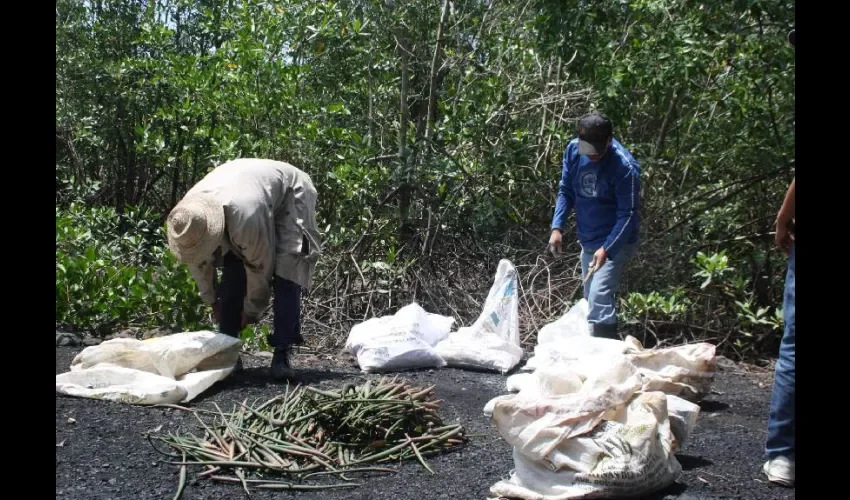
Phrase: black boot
[
  {"left": 270, "top": 346, "right": 295, "bottom": 380},
  {"left": 591, "top": 322, "right": 620, "bottom": 340}
]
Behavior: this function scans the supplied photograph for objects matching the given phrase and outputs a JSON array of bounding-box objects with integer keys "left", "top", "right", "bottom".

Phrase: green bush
[
  {"left": 621, "top": 250, "right": 783, "bottom": 357},
  {"left": 56, "top": 203, "right": 209, "bottom": 336}
]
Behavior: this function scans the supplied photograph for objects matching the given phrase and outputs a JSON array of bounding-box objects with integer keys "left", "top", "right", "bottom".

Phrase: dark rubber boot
[
  {"left": 270, "top": 346, "right": 295, "bottom": 380},
  {"left": 591, "top": 322, "right": 620, "bottom": 340}
]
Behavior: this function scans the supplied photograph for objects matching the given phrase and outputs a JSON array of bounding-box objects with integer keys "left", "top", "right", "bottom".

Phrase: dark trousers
[{"left": 217, "top": 252, "right": 303, "bottom": 348}]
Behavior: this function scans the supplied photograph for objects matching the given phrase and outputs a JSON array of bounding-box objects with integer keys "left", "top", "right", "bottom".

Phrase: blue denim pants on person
[
  {"left": 580, "top": 243, "right": 636, "bottom": 334},
  {"left": 217, "top": 252, "right": 304, "bottom": 348},
  {"left": 766, "top": 243, "right": 795, "bottom": 460}
]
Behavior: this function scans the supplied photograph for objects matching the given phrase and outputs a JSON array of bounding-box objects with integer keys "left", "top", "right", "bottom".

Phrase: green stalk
[
  {"left": 254, "top": 482, "right": 360, "bottom": 491},
  {"left": 303, "top": 467, "right": 397, "bottom": 480},
  {"left": 172, "top": 452, "right": 187, "bottom": 500},
  {"left": 235, "top": 468, "right": 251, "bottom": 497},
  {"left": 405, "top": 433, "right": 434, "bottom": 474}
]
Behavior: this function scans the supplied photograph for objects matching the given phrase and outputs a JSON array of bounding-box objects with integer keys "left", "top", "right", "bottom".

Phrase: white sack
[
  {"left": 627, "top": 342, "right": 717, "bottom": 401},
  {"left": 665, "top": 394, "right": 701, "bottom": 451},
  {"left": 55, "top": 331, "right": 240, "bottom": 405},
  {"left": 345, "top": 303, "right": 453, "bottom": 373},
  {"left": 434, "top": 259, "right": 523, "bottom": 373},
  {"left": 524, "top": 328, "right": 716, "bottom": 401},
  {"left": 490, "top": 393, "right": 683, "bottom": 500},
  {"left": 487, "top": 358, "right": 685, "bottom": 500},
  {"left": 523, "top": 335, "right": 637, "bottom": 373}
]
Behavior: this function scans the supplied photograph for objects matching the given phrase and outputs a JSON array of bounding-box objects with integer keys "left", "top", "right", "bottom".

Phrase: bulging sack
[
  {"left": 523, "top": 326, "right": 716, "bottom": 401},
  {"left": 627, "top": 342, "right": 717, "bottom": 401},
  {"left": 487, "top": 358, "right": 692, "bottom": 500},
  {"left": 345, "top": 303, "right": 453, "bottom": 373},
  {"left": 434, "top": 259, "right": 522, "bottom": 373},
  {"left": 490, "top": 393, "right": 683, "bottom": 500},
  {"left": 55, "top": 331, "right": 240, "bottom": 405}
]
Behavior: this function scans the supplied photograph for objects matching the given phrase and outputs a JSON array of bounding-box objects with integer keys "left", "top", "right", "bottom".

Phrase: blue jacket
[{"left": 551, "top": 138, "right": 641, "bottom": 258}]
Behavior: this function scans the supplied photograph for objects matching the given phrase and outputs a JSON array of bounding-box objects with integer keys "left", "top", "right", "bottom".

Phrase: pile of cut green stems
[{"left": 150, "top": 377, "right": 469, "bottom": 498}]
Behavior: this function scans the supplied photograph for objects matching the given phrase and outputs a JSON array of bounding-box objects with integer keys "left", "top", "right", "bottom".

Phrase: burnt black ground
[{"left": 56, "top": 347, "right": 795, "bottom": 500}]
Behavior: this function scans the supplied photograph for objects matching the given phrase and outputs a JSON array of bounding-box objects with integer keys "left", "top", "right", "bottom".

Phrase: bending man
[{"left": 166, "top": 158, "right": 322, "bottom": 380}]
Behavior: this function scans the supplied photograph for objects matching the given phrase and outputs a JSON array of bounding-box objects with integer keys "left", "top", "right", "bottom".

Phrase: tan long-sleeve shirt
[{"left": 182, "top": 159, "right": 322, "bottom": 319}]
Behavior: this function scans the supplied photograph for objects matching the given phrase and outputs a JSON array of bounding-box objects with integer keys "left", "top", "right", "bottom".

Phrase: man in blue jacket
[{"left": 548, "top": 113, "right": 641, "bottom": 339}]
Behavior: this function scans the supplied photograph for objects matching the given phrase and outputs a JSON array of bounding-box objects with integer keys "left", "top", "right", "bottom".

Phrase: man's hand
[
  {"left": 775, "top": 217, "right": 795, "bottom": 256},
  {"left": 591, "top": 247, "right": 608, "bottom": 270},
  {"left": 241, "top": 312, "right": 256, "bottom": 329},
  {"left": 548, "top": 230, "right": 563, "bottom": 256},
  {"left": 774, "top": 178, "right": 795, "bottom": 256}
]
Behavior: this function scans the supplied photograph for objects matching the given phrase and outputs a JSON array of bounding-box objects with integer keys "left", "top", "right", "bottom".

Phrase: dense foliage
[{"left": 56, "top": 0, "right": 794, "bottom": 360}]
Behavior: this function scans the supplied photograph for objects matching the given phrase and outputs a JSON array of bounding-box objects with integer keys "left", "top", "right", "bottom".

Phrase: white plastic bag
[
  {"left": 345, "top": 303, "right": 453, "bottom": 373},
  {"left": 536, "top": 299, "right": 591, "bottom": 345},
  {"left": 492, "top": 364, "right": 702, "bottom": 445},
  {"left": 487, "top": 359, "right": 685, "bottom": 500},
  {"left": 392, "top": 302, "right": 456, "bottom": 346},
  {"left": 523, "top": 299, "right": 637, "bottom": 373},
  {"left": 434, "top": 259, "right": 523, "bottom": 373},
  {"left": 523, "top": 335, "right": 637, "bottom": 373},
  {"left": 434, "top": 326, "right": 524, "bottom": 374},
  {"left": 55, "top": 331, "right": 240, "bottom": 405}
]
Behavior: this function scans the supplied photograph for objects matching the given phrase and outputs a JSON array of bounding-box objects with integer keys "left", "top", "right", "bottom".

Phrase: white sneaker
[{"left": 762, "top": 456, "right": 795, "bottom": 487}]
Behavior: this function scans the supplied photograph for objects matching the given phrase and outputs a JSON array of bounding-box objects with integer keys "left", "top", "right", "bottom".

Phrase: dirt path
[{"left": 56, "top": 347, "right": 794, "bottom": 500}]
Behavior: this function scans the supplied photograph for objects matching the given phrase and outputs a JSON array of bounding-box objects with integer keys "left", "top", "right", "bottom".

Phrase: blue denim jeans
[
  {"left": 766, "top": 244, "right": 795, "bottom": 460},
  {"left": 580, "top": 243, "right": 636, "bottom": 328},
  {"left": 217, "top": 252, "right": 303, "bottom": 348}
]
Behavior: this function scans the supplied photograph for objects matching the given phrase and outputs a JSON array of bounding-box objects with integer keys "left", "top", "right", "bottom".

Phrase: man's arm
[
  {"left": 775, "top": 177, "right": 795, "bottom": 254},
  {"left": 188, "top": 261, "right": 216, "bottom": 306},
  {"left": 777, "top": 177, "right": 795, "bottom": 226},
  {"left": 602, "top": 161, "right": 640, "bottom": 259},
  {"left": 552, "top": 142, "right": 578, "bottom": 230}
]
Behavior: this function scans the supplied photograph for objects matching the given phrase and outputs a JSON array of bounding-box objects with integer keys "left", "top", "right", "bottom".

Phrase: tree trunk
[
  {"left": 424, "top": 0, "right": 450, "bottom": 143},
  {"left": 396, "top": 31, "right": 412, "bottom": 242}
]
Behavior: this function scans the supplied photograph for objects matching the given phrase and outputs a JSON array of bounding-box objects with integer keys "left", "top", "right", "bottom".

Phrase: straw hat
[{"left": 166, "top": 193, "right": 225, "bottom": 264}]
